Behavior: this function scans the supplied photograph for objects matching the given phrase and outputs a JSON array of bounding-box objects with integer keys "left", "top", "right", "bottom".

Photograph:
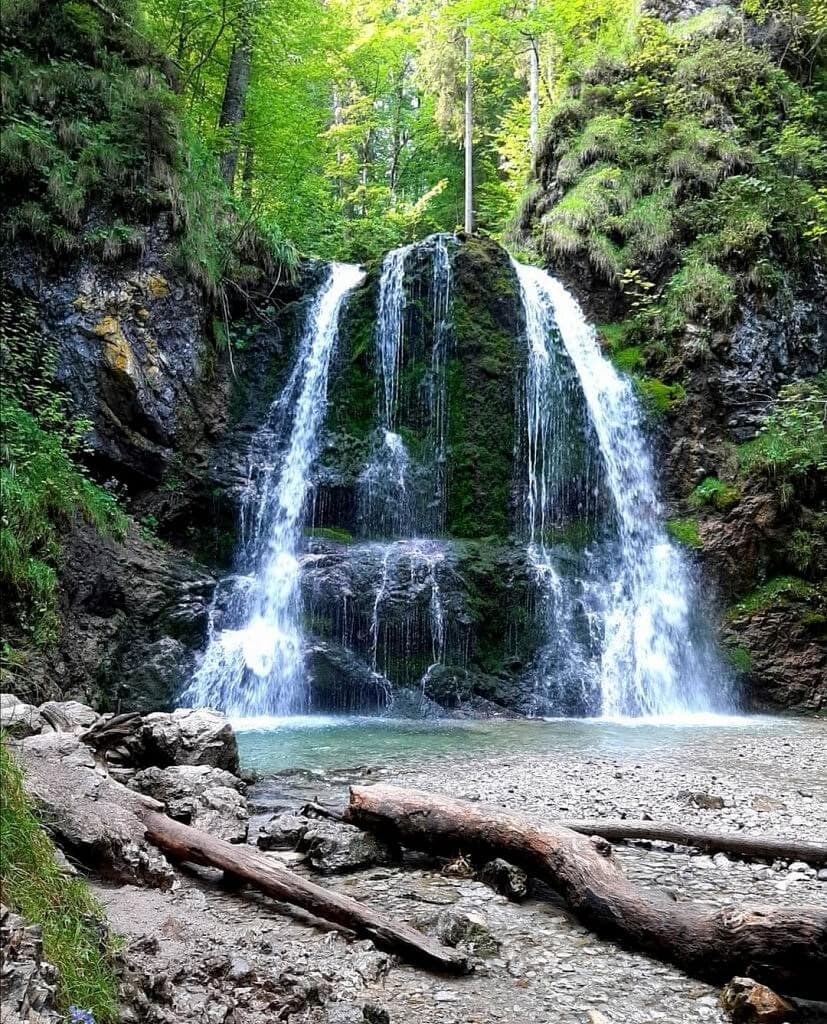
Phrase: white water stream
[
  {"left": 513, "top": 261, "right": 728, "bottom": 717},
  {"left": 182, "top": 263, "right": 365, "bottom": 717}
]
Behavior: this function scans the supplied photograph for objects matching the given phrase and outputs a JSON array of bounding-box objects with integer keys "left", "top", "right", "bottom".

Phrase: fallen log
[
  {"left": 558, "top": 820, "right": 827, "bottom": 866},
  {"left": 139, "top": 810, "right": 468, "bottom": 973},
  {"left": 14, "top": 734, "right": 467, "bottom": 973},
  {"left": 346, "top": 784, "right": 827, "bottom": 998}
]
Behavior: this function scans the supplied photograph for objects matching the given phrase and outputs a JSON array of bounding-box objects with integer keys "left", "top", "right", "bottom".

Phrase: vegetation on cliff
[
  {"left": 0, "top": 287, "right": 127, "bottom": 650},
  {"left": 525, "top": 6, "right": 825, "bottom": 368},
  {"left": 0, "top": 741, "right": 121, "bottom": 1020}
]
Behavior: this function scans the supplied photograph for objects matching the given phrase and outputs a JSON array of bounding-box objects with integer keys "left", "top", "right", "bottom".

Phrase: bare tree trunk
[
  {"left": 140, "top": 810, "right": 469, "bottom": 973},
  {"left": 241, "top": 143, "right": 254, "bottom": 202},
  {"left": 558, "top": 819, "right": 827, "bottom": 865},
  {"left": 346, "top": 785, "right": 827, "bottom": 998},
  {"left": 529, "top": 40, "right": 539, "bottom": 153},
  {"left": 528, "top": 0, "right": 539, "bottom": 153},
  {"left": 218, "top": 2, "right": 254, "bottom": 187},
  {"left": 463, "top": 23, "right": 474, "bottom": 234}
]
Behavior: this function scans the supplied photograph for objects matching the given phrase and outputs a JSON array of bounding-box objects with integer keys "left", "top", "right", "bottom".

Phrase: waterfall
[
  {"left": 512, "top": 260, "right": 728, "bottom": 718},
  {"left": 359, "top": 235, "right": 456, "bottom": 539},
  {"left": 182, "top": 263, "right": 365, "bottom": 718}
]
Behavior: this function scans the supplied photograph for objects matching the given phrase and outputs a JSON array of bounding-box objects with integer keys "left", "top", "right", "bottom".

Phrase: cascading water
[
  {"left": 182, "top": 263, "right": 365, "bottom": 718},
  {"left": 512, "top": 260, "right": 729, "bottom": 718},
  {"left": 359, "top": 234, "right": 455, "bottom": 539}
]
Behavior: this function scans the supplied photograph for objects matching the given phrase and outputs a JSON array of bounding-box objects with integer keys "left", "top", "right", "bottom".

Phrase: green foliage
[
  {"left": 636, "top": 376, "right": 685, "bottom": 415},
  {"left": 689, "top": 476, "right": 741, "bottom": 511},
  {"left": 0, "top": 285, "right": 126, "bottom": 644},
  {"left": 304, "top": 526, "right": 355, "bottom": 544},
  {"left": 728, "top": 575, "right": 818, "bottom": 618},
  {"left": 666, "top": 517, "right": 702, "bottom": 548},
  {"left": 531, "top": 12, "right": 826, "bottom": 358},
  {"left": 725, "top": 645, "right": 752, "bottom": 674},
  {"left": 0, "top": 741, "right": 121, "bottom": 1021},
  {"left": 737, "top": 374, "right": 827, "bottom": 480},
  {"left": 1, "top": 402, "right": 127, "bottom": 644}
]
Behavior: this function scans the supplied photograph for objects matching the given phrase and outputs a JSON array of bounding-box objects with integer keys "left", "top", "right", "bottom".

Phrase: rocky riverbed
[{"left": 68, "top": 715, "right": 827, "bottom": 1024}]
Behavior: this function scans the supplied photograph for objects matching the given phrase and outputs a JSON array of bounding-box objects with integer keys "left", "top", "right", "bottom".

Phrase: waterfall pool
[{"left": 234, "top": 712, "right": 812, "bottom": 775}]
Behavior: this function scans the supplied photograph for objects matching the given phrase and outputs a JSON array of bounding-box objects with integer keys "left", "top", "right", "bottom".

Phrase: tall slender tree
[
  {"left": 218, "top": 0, "right": 255, "bottom": 185},
  {"left": 464, "top": 20, "right": 474, "bottom": 233}
]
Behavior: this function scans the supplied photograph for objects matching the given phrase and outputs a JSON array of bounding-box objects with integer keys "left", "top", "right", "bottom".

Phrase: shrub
[
  {"left": 0, "top": 741, "right": 120, "bottom": 1021},
  {"left": 737, "top": 374, "right": 827, "bottom": 480},
  {"left": 689, "top": 476, "right": 741, "bottom": 510},
  {"left": 727, "top": 575, "right": 818, "bottom": 618}
]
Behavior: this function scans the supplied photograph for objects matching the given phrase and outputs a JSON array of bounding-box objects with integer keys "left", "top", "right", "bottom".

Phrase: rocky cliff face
[{"left": 0, "top": 217, "right": 316, "bottom": 711}]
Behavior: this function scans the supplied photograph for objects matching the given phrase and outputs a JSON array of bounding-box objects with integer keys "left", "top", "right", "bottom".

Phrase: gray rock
[
  {"left": 130, "top": 765, "right": 248, "bottom": 843},
  {"left": 435, "top": 907, "right": 499, "bottom": 956},
  {"left": 678, "top": 790, "right": 725, "bottom": 810},
  {"left": 300, "top": 819, "right": 398, "bottom": 875},
  {"left": 480, "top": 858, "right": 530, "bottom": 901},
  {"left": 0, "top": 694, "right": 43, "bottom": 738},
  {"left": 0, "top": 905, "right": 61, "bottom": 1022},
  {"left": 17, "top": 733, "right": 175, "bottom": 888},
  {"left": 257, "top": 812, "right": 312, "bottom": 851},
  {"left": 39, "top": 699, "right": 99, "bottom": 733},
  {"left": 141, "top": 708, "right": 239, "bottom": 772}
]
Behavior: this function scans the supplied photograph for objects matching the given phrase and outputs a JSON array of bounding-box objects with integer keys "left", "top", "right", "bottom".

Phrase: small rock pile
[{"left": 0, "top": 904, "right": 61, "bottom": 1024}]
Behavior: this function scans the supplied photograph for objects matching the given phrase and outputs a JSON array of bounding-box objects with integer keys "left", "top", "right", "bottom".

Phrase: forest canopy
[{"left": 1, "top": 0, "right": 825, "bottom": 266}]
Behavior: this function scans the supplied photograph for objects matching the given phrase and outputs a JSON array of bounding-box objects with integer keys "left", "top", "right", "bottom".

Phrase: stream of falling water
[
  {"left": 182, "top": 263, "right": 365, "bottom": 717},
  {"left": 512, "top": 260, "right": 729, "bottom": 718}
]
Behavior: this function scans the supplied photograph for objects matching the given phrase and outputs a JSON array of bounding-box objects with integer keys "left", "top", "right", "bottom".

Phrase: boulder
[
  {"left": 480, "top": 858, "right": 530, "bottom": 901},
  {"left": 16, "top": 733, "right": 175, "bottom": 888},
  {"left": 140, "top": 708, "right": 239, "bottom": 773},
  {"left": 0, "top": 694, "right": 43, "bottom": 738},
  {"left": 38, "top": 700, "right": 99, "bottom": 733},
  {"left": 435, "top": 907, "right": 499, "bottom": 956},
  {"left": 257, "top": 812, "right": 312, "bottom": 852},
  {"left": 130, "top": 765, "right": 248, "bottom": 843},
  {"left": 299, "top": 819, "right": 397, "bottom": 874},
  {"left": 720, "top": 977, "right": 796, "bottom": 1023}
]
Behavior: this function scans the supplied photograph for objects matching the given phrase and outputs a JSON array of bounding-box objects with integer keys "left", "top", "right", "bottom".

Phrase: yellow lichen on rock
[
  {"left": 94, "top": 316, "right": 134, "bottom": 375},
  {"left": 145, "top": 273, "right": 170, "bottom": 299}
]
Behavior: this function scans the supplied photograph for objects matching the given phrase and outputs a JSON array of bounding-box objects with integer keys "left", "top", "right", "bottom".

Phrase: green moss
[
  {"left": 666, "top": 517, "right": 702, "bottom": 548},
  {"left": 728, "top": 575, "right": 818, "bottom": 619},
  {"left": 598, "top": 322, "right": 629, "bottom": 349},
  {"left": 725, "top": 645, "right": 752, "bottom": 674},
  {"left": 304, "top": 526, "right": 355, "bottom": 544},
  {"left": 637, "top": 376, "right": 686, "bottom": 415},
  {"left": 444, "top": 239, "right": 522, "bottom": 539},
  {"left": 0, "top": 741, "right": 121, "bottom": 1021},
  {"left": 688, "top": 476, "right": 741, "bottom": 511},
  {"left": 611, "top": 345, "right": 644, "bottom": 374}
]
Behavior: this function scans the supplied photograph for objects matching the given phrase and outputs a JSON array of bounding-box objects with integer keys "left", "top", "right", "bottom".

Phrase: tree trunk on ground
[
  {"left": 138, "top": 810, "right": 469, "bottom": 973},
  {"left": 558, "top": 820, "right": 827, "bottom": 865},
  {"left": 345, "top": 785, "right": 827, "bottom": 998},
  {"left": 463, "top": 23, "right": 473, "bottom": 234},
  {"left": 218, "top": 3, "right": 255, "bottom": 187}
]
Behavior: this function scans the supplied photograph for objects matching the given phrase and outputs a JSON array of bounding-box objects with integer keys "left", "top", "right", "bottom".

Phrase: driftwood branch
[
  {"left": 345, "top": 784, "right": 827, "bottom": 998},
  {"left": 558, "top": 820, "right": 827, "bottom": 866},
  {"left": 14, "top": 735, "right": 466, "bottom": 973},
  {"left": 138, "top": 810, "right": 469, "bottom": 973}
]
